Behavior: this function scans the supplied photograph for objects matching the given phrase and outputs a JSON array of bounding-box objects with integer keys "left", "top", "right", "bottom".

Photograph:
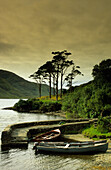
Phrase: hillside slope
[{"left": 0, "top": 70, "right": 50, "bottom": 98}]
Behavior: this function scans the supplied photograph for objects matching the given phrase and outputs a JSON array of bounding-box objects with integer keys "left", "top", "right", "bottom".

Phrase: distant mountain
[{"left": 0, "top": 69, "right": 50, "bottom": 99}]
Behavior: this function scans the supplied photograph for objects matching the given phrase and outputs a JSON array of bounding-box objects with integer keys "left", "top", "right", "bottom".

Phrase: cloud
[
  {"left": 0, "top": 0, "right": 111, "bottom": 84},
  {"left": 0, "top": 42, "right": 16, "bottom": 54}
]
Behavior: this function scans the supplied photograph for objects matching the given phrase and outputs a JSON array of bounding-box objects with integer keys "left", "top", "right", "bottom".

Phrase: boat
[
  {"left": 91, "top": 140, "right": 107, "bottom": 144},
  {"left": 34, "top": 141, "right": 108, "bottom": 154},
  {"left": 76, "top": 139, "right": 107, "bottom": 145},
  {"left": 32, "top": 129, "right": 61, "bottom": 142}
]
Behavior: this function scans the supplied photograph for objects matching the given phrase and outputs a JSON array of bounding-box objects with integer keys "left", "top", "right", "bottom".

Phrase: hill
[{"left": 0, "top": 69, "right": 50, "bottom": 98}]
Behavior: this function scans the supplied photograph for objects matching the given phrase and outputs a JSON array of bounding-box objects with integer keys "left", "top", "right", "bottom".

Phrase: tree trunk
[
  {"left": 53, "top": 75, "right": 55, "bottom": 96},
  {"left": 49, "top": 74, "right": 51, "bottom": 98},
  {"left": 56, "top": 71, "right": 58, "bottom": 101},
  {"left": 39, "top": 83, "right": 41, "bottom": 98},
  {"left": 70, "top": 77, "right": 72, "bottom": 92},
  {"left": 60, "top": 70, "right": 63, "bottom": 98}
]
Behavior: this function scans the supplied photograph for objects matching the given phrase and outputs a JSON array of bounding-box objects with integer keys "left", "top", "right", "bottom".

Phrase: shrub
[
  {"left": 39, "top": 103, "right": 48, "bottom": 112},
  {"left": 62, "top": 80, "right": 111, "bottom": 119},
  {"left": 13, "top": 98, "right": 61, "bottom": 113},
  {"left": 13, "top": 99, "right": 29, "bottom": 112},
  {"left": 97, "top": 116, "right": 111, "bottom": 133},
  {"left": 39, "top": 102, "right": 61, "bottom": 112}
]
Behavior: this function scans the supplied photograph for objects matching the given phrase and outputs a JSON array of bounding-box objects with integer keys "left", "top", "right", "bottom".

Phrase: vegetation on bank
[
  {"left": 62, "top": 59, "right": 111, "bottom": 119},
  {"left": 13, "top": 58, "right": 111, "bottom": 114},
  {"left": 12, "top": 58, "right": 111, "bottom": 137},
  {"left": 62, "top": 81, "right": 111, "bottom": 119},
  {"left": 82, "top": 117, "right": 111, "bottom": 139},
  {"left": 13, "top": 98, "right": 62, "bottom": 113}
]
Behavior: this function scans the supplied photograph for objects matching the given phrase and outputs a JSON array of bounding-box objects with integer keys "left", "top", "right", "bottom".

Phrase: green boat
[{"left": 34, "top": 141, "right": 108, "bottom": 154}]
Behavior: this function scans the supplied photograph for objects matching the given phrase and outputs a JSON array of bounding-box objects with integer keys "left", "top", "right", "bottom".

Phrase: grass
[
  {"left": 82, "top": 126, "right": 111, "bottom": 139},
  {"left": 37, "top": 95, "right": 62, "bottom": 102}
]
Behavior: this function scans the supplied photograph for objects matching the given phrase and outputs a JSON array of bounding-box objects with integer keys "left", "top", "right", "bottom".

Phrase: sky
[{"left": 0, "top": 0, "right": 111, "bottom": 87}]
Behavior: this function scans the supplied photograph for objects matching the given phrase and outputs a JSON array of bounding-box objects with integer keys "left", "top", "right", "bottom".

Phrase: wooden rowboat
[
  {"left": 32, "top": 129, "right": 61, "bottom": 142},
  {"left": 34, "top": 141, "right": 108, "bottom": 154},
  {"left": 74, "top": 139, "right": 107, "bottom": 145}
]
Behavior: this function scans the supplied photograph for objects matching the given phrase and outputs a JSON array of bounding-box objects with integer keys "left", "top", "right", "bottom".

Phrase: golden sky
[{"left": 0, "top": 0, "right": 111, "bottom": 86}]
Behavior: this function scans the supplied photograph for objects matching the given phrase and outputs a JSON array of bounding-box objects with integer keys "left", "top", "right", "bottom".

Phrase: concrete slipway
[{"left": 1, "top": 118, "right": 97, "bottom": 150}]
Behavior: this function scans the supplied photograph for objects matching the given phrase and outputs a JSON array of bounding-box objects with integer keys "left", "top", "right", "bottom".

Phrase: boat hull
[
  {"left": 32, "top": 129, "right": 61, "bottom": 142},
  {"left": 36, "top": 142, "right": 108, "bottom": 154}
]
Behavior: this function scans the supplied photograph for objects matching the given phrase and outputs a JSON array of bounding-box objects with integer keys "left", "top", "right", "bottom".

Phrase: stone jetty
[{"left": 1, "top": 118, "right": 97, "bottom": 150}]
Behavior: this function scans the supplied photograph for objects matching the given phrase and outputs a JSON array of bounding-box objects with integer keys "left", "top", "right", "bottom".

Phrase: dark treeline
[
  {"left": 62, "top": 59, "right": 111, "bottom": 119},
  {"left": 29, "top": 50, "right": 83, "bottom": 101}
]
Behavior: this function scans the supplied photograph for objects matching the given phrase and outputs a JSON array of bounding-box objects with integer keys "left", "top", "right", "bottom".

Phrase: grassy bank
[
  {"left": 13, "top": 97, "right": 62, "bottom": 113},
  {"left": 82, "top": 117, "right": 111, "bottom": 139},
  {"left": 12, "top": 96, "right": 111, "bottom": 140},
  {"left": 82, "top": 126, "right": 111, "bottom": 139}
]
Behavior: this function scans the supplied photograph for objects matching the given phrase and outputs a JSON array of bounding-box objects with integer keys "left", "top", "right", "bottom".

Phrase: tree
[
  {"left": 92, "top": 59, "right": 111, "bottom": 84},
  {"left": 59, "top": 53, "right": 74, "bottom": 98},
  {"left": 65, "top": 65, "right": 83, "bottom": 92},
  {"left": 39, "top": 61, "right": 55, "bottom": 98},
  {"left": 52, "top": 50, "right": 73, "bottom": 100},
  {"left": 29, "top": 68, "right": 45, "bottom": 98},
  {"left": 51, "top": 56, "right": 61, "bottom": 101},
  {"left": 29, "top": 50, "right": 83, "bottom": 100}
]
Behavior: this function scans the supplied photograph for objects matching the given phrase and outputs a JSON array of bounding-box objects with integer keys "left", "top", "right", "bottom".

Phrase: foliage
[
  {"left": 65, "top": 65, "right": 83, "bottom": 92},
  {"left": 13, "top": 98, "right": 62, "bottom": 112},
  {"left": 82, "top": 121, "right": 111, "bottom": 139},
  {"left": 13, "top": 98, "right": 43, "bottom": 112},
  {"left": 97, "top": 116, "right": 111, "bottom": 133},
  {"left": 38, "top": 95, "right": 62, "bottom": 101},
  {"left": 62, "top": 59, "right": 111, "bottom": 119},
  {"left": 62, "top": 81, "right": 111, "bottom": 118},
  {"left": 39, "top": 101, "right": 61, "bottom": 112},
  {"left": 30, "top": 50, "right": 81, "bottom": 100},
  {"left": 82, "top": 126, "right": 101, "bottom": 138},
  {"left": 52, "top": 50, "right": 74, "bottom": 99},
  {"left": 29, "top": 68, "right": 46, "bottom": 98},
  {"left": 92, "top": 59, "right": 111, "bottom": 84}
]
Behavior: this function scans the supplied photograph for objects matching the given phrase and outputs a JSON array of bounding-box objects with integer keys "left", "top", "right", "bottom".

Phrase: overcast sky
[{"left": 0, "top": 0, "right": 111, "bottom": 87}]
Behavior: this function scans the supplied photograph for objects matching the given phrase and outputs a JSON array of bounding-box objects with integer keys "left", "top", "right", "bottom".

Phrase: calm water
[{"left": 0, "top": 99, "right": 110, "bottom": 170}]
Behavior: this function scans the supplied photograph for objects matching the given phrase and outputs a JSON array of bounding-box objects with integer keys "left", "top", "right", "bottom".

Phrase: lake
[{"left": 0, "top": 99, "right": 111, "bottom": 170}]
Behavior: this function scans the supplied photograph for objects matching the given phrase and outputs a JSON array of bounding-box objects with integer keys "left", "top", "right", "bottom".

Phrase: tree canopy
[
  {"left": 30, "top": 50, "right": 82, "bottom": 100},
  {"left": 92, "top": 59, "right": 111, "bottom": 84}
]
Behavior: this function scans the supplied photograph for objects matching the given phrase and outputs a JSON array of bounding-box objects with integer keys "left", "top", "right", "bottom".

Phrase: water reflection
[
  {"left": 1, "top": 143, "right": 28, "bottom": 152},
  {"left": 33, "top": 151, "right": 92, "bottom": 170}
]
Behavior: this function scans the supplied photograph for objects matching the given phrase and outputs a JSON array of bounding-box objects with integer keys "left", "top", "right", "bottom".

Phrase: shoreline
[
  {"left": 3, "top": 107, "right": 66, "bottom": 118},
  {"left": 1, "top": 118, "right": 111, "bottom": 168}
]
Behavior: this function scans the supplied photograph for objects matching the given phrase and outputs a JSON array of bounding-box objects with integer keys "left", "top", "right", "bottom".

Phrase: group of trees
[
  {"left": 62, "top": 59, "right": 111, "bottom": 118},
  {"left": 13, "top": 58, "right": 111, "bottom": 119},
  {"left": 29, "top": 50, "right": 83, "bottom": 100}
]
